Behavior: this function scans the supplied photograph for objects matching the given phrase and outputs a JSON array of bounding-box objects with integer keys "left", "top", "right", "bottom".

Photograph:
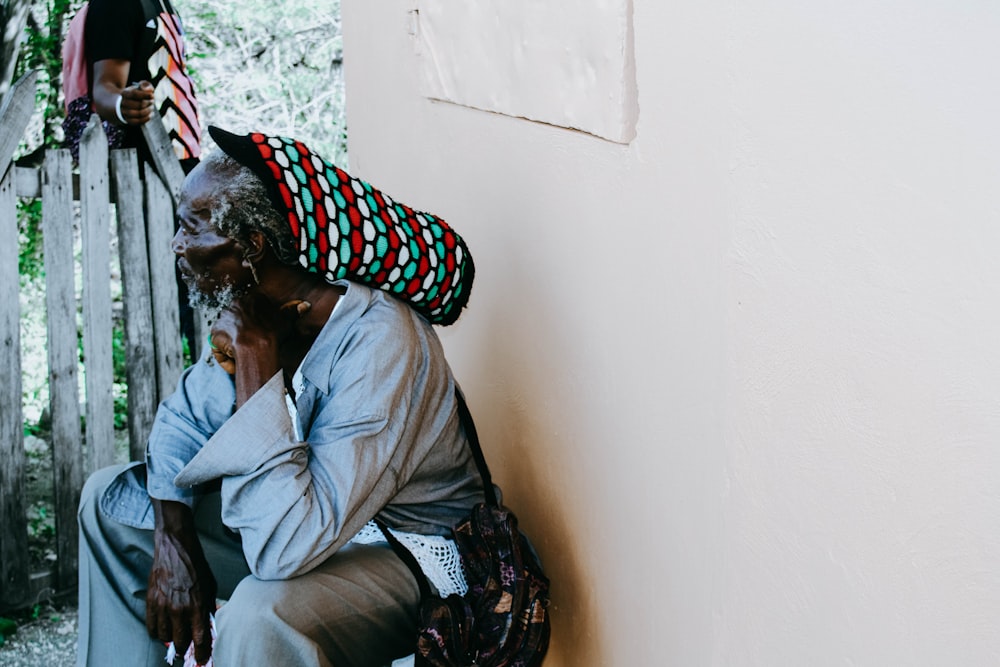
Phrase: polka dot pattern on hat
[{"left": 226, "top": 130, "right": 474, "bottom": 325}]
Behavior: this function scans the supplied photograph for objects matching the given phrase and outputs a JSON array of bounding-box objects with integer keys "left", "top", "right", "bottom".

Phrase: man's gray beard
[{"left": 185, "top": 280, "right": 246, "bottom": 312}]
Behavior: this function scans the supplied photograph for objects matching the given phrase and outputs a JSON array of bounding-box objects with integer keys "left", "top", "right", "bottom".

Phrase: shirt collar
[{"left": 298, "top": 279, "right": 370, "bottom": 394}]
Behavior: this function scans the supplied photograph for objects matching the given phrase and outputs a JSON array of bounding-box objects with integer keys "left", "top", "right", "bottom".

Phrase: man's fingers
[
  {"left": 171, "top": 611, "right": 192, "bottom": 658},
  {"left": 192, "top": 615, "right": 213, "bottom": 666},
  {"left": 145, "top": 603, "right": 159, "bottom": 638},
  {"left": 156, "top": 607, "right": 172, "bottom": 643},
  {"left": 279, "top": 299, "right": 311, "bottom": 315},
  {"left": 123, "top": 82, "right": 155, "bottom": 99},
  {"left": 212, "top": 348, "right": 236, "bottom": 375}
]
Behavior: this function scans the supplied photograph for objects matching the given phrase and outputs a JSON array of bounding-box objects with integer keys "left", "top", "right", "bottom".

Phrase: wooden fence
[{"left": 0, "top": 71, "right": 190, "bottom": 612}]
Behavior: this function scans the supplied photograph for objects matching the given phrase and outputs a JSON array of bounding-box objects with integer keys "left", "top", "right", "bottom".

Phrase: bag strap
[
  {"left": 376, "top": 388, "right": 495, "bottom": 596},
  {"left": 376, "top": 520, "right": 433, "bottom": 599},
  {"left": 453, "top": 388, "right": 498, "bottom": 508}
]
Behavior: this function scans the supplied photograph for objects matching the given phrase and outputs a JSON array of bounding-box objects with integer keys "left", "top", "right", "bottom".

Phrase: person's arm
[
  {"left": 140, "top": 352, "right": 235, "bottom": 664},
  {"left": 173, "top": 295, "right": 461, "bottom": 580},
  {"left": 146, "top": 498, "right": 216, "bottom": 666},
  {"left": 90, "top": 59, "right": 154, "bottom": 126}
]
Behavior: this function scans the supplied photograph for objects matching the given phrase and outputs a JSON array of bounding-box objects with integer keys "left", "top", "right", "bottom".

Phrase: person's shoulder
[
  {"left": 85, "top": 0, "right": 144, "bottom": 31},
  {"left": 86, "top": 0, "right": 139, "bottom": 13},
  {"left": 340, "top": 280, "right": 431, "bottom": 328},
  {"left": 331, "top": 281, "right": 440, "bottom": 356}
]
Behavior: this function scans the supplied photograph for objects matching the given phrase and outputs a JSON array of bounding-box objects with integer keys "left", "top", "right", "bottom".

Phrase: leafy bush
[{"left": 183, "top": 0, "right": 347, "bottom": 165}]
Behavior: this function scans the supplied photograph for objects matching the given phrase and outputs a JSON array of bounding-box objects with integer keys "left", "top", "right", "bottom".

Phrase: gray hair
[{"left": 201, "top": 150, "right": 299, "bottom": 266}]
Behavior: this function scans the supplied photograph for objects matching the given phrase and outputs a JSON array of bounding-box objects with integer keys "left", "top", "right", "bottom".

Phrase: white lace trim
[{"left": 350, "top": 521, "right": 467, "bottom": 597}]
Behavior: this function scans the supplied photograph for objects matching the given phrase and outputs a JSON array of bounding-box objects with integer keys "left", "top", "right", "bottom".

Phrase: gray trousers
[{"left": 77, "top": 465, "right": 421, "bottom": 667}]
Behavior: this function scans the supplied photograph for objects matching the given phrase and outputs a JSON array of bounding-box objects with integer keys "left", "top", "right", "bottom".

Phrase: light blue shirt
[{"left": 100, "top": 280, "right": 484, "bottom": 580}]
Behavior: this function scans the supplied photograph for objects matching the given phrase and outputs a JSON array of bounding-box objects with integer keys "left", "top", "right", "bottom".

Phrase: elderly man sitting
[{"left": 76, "top": 127, "right": 480, "bottom": 667}]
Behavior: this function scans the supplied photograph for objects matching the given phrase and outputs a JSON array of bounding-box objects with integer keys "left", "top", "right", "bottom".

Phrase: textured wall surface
[
  {"left": 414, "top": 0, "right": 637, "bottom": 143},
  {"left": 343, "top": 1, "right": 1000, "bottom": 664}
]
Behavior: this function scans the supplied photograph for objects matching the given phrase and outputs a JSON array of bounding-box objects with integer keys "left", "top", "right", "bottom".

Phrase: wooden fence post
[
  {"left": 0, "top": 165, "right": 28, "bottom": 609},
  {"left": 111, "top": 149, "right": 158, "bottom": 463},
  {"left": 0, "top": 71, "right": 37, "bottom": 174},
  {"left": 141, "top": 109, "right": 185, "bottom": 205},
  {"left": 0, "top": 70, "right": 36, "bottom": 610},
  {"left": 80, "top": 115, "right": 116, "bottom": 473},
  {"left": 42, "top": 148, "right": 84, "bottom": 593},
  {"left": 145, "top": 172, "right": 183, "bottom": 402}
]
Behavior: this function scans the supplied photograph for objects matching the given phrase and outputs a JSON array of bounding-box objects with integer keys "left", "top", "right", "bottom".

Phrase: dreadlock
[{"left": 200, "top": 150, "right": 298, "bottom": 266}]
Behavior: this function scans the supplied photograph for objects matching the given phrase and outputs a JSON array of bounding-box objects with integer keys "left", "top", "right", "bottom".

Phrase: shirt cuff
[{"left": 173, "top": 372, "right": 293, "bottom": 487}]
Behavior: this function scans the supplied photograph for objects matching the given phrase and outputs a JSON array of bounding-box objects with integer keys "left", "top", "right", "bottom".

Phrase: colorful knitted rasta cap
[{"left": 208, "top": 126, "right": 474, "bottom": 326}]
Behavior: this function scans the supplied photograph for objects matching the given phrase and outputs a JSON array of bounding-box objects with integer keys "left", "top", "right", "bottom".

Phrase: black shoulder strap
[
  {"left": 454, "top": 387, "right": 499, "bottom": 507},
  {"left": 376, "top": 520, "right": 432, "bottom": 599},
  {"left": 378, "top": 387, "right": 496, "bottom": 596}
]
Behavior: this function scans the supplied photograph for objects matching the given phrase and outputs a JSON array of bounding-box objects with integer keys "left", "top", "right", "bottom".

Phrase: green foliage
[
  {"left": 27, "top": 503, "right": 55, "bottom": 540},
  {"left": 0, "top": 616, "right": 17, "bottom": 646},
  {"left": 16, "top": 0, "right": 85, "bottom": 148},
  {"left": 17, "top": 199, "right": 44, "bottom": 282},
  {"left": 183, "top": 0, "right": 347, "bottom": 165},
  {"left": 112, "top": 324, "right": 128, "bottom": 428}
]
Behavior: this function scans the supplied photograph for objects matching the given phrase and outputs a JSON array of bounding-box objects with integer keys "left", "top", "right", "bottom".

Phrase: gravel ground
[{"left": 0, "top": 602, "right": 78, "bottom": 667}]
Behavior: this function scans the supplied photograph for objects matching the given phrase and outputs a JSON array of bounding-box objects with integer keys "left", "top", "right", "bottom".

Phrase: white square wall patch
[{"left": 415, "top": 0, "right": 638, "bottom": 144}]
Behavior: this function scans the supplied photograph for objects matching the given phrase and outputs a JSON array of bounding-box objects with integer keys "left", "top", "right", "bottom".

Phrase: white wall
[{"left": 342, "top": 2, "right": 1000, "bottom": 664}]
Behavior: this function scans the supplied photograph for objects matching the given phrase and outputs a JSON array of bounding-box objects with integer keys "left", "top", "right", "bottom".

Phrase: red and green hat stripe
[{"left": 209, "top": 127, "right": 473, "bottom": 325}]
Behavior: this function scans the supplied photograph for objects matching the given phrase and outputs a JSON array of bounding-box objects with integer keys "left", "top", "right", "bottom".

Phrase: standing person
[
  {"left": 82, "top": 0, "right": 202, "bottom": 172},
  {"left": 76, "top": 127, "right": 481, "bottom": 666},
  {"left": 62, "top": 0, "right": 204, "bottom": 351}
]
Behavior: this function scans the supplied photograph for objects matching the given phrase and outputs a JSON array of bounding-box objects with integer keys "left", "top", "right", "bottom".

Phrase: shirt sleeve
[
  {"left": 145, "top": 355, "right": 238, "bottom": 505},
  {"left": 173, "top": 316, "right": 449, "bottom": 581}
]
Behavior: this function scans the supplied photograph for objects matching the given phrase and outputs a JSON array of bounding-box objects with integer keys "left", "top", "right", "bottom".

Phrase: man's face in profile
[{"left": 172, "top": 164, "right": 250, "bottom": 311}]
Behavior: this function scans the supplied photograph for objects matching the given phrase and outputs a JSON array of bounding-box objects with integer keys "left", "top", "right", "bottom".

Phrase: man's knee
[
  {"left": 79, "top": 464, "right": 125, "bottom": 529},
  {"left": 215, "top": 546, "right": 420, "bottom": 665}
]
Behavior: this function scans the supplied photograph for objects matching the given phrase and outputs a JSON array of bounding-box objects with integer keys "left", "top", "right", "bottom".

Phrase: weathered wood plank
[
  {"left": 0, "top": 164, "right": 29, "bottom": 610},
  {"left": 79, "top": 116, "right": 116, "bottom": 472},
  {"left": 16, "top": 166, "right": 89, "bottom": 202},
  {"left": 145, "top": 172, "right": 183, "bottom": 401},
  {"left": 140, "top": 109, "right": 185, "bottom": 205},
  {"left": 111, "top": 149, "right": 157, "bottom": 463},
  {"left": 0, "top": 70, "right": 38, "bottom": 176},
  {"left": 15, "top": 165, "right": 41, "bottom": 198},
  {"left": 42, "top": 149, "right": 84, "bottom": 593}
]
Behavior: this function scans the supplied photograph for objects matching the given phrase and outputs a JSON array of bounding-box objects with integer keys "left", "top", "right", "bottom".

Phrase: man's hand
[
  {"left": 92, "top": 59, "right": 155, "bottom": 126},
  {"left": 210, "top": 292, "right": 311, "bottom": 404},
  {"left": 147, "top": 499, "right": 217, "bottom": 666},
  {"left": 118, "top": 81, "right": 155, "bottom": 125}
]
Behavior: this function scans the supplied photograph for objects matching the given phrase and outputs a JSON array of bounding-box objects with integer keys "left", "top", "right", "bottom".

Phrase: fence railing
[{"left": 0, "top": 71, "right": 188, "bottom": 611}]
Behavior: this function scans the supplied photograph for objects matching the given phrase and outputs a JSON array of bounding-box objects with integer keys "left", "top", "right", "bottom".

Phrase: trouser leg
[
  {"left": 76, "top": 464, "right": 251, "bottom": 667},
  {"left": 214, "top": 542, "right": 421, "bottom": 667},
  {"left": 76, "top": 465, "right": 165, "bottom": 667}
]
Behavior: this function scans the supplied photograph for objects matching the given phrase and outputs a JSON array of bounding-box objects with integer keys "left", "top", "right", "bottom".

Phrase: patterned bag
[{"left": 380, "top": 392, "right": 551, "bottom": 666}]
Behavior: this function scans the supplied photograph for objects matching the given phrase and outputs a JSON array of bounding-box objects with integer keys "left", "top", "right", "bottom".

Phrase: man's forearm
[{"left": 153, "top": 497, "right": 196, "bottom": 535}]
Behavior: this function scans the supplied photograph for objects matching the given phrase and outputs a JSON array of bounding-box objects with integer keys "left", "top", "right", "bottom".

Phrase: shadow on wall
[{"left": 465, "top": 256, "right": 601, "bottom": 664}]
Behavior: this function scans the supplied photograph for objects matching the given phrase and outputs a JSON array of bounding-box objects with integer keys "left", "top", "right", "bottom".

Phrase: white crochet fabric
[{"left": 350, "top": 521, "right": 468, "bottom": 597}]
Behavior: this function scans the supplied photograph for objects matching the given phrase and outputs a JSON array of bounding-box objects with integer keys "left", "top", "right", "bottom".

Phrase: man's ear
[{"left": 242, "top": 231, "right": 268, "bottom": 266}]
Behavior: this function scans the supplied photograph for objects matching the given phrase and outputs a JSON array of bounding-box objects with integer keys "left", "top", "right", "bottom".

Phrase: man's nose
[{"left": 171, "top": 228, "right": 185, "bottom": 255}]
